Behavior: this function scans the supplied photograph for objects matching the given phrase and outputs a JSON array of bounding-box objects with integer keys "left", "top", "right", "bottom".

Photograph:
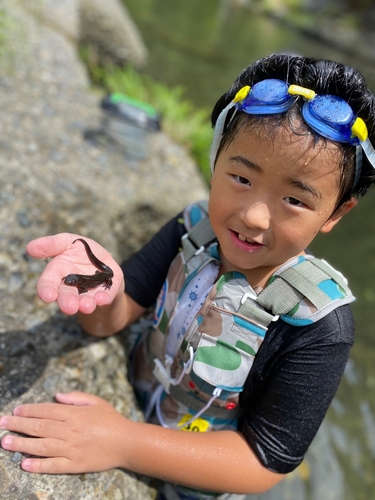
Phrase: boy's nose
[{"left": 239, "top": 202, "right": 271, "bottom": 231}]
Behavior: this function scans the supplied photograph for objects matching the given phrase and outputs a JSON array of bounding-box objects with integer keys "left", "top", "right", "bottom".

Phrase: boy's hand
[
  {"left": 0, "top": 392, "right": 130, "bottom": 474},
  {"left": 27, "top": 234, "right": 124, "bottom": 316}
]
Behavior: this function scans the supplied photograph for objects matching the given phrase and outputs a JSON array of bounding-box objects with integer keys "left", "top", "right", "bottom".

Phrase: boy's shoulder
[
  {"left": 267, "top": 301, "right": 355, "bottom": 349},
  {"left": 257, "top": 255, "right": 355, "bottom": 326}
]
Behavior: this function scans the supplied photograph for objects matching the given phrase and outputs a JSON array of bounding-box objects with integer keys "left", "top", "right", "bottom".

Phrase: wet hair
[{"left": 211, "top": 53, "right": 375, "bottom": 210}]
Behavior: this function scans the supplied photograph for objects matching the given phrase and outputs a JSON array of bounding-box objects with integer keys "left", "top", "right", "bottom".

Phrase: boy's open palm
[
  {"left": 0, "top": 392, "right": 130, "bottom": 474},
  {"left": 27, "top": 234, "right": 124, "bottom": 316}
]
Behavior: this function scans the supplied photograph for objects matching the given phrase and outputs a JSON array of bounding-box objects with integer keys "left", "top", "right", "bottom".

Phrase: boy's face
[{"left": 209, "top": 124, "right": 356, "bottom": 288}]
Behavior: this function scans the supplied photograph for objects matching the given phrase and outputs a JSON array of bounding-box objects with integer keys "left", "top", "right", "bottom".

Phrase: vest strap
[
  {"left": 188, "top": 216, "right": 217, "bottom": 249},
  {"left": 237, "top": 299, "right": 276, "bottom": 328},
  {"left": 257, "top": 258, "right": 348, "bottom": 315},
  {"left": 310, "top": 257, "right": 349, "bottom": 291},
  {"left": 182, "top": 217, "right": 217, "bottom": 262},
  {"left": 257, "top": 277, "right": 303, "bottom": 314},
  {"left": 278, "top": 267, "right": 332, "bottom": 309},
  {"left": 181, "top": 234, "right": 200, "bottom": 263}
]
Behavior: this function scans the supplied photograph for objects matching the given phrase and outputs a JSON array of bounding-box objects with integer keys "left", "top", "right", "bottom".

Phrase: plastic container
[{"left": 100, "top": 93, "right": 161, "bottom": 159}]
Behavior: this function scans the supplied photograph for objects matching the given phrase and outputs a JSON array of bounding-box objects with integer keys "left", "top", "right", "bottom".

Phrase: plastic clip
[{"left": 240, "top": 291, "right": 257, "bottom": 304}]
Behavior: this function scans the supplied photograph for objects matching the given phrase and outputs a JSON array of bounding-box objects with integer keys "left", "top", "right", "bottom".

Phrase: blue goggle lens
[
  {"left": 310, "top": 95, "right": 353, "bottom": 124},
  {"left": 249, "top": 79, "right": 289, "bottom": 104},
  {"left": 237, "top": 79, "right": 294, "bottom": 115},
  {"left": 304, "top": 95, "right": 358, "bottom": 144}
]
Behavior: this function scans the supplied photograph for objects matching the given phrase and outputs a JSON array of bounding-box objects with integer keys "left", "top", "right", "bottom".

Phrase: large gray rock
[
  {"left": 0, "top": 1, "right": 208, "bottom": 498},
  {"left": 22, "top": 0, "right": 148, "bottom": 68},
  {"left": 79, "top": 0, "right": 149, "bottom": 68}
]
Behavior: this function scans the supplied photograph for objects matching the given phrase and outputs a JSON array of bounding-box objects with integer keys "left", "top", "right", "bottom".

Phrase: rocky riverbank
[{"left": 0, "top": 1, "right": 208, "bottom": 498}]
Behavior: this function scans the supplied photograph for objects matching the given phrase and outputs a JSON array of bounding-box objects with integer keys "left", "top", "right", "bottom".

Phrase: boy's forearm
[
  {"left": 121, "top": 420, "right": 285, "bottom": 495},
  {"left": 78, "top": 286, "right": 145, "bottom": 337}
]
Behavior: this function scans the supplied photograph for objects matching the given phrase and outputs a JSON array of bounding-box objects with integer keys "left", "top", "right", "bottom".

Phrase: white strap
[
  {"left": 210, "top": 101, "right": 235, "bottom": 172},
  {"left": 177, "top": 388, "right": 222, "bottom": 429},
  {"left": 155, "top": 386, "right": 222, "bottom": 429}
]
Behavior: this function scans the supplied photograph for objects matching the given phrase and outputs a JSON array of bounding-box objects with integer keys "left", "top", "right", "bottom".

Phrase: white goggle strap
[
  {"left": 210, "top": 100, "right": 236, "bottom": 173},
  {"left": 361, "top": 137, "right": 375, "bottom": 171},
  {"left": 352, "top": 138, "right": 375, "bottom": 190},
  {"left": 353, "top": 145, "right": 362, "bottom": 189}
]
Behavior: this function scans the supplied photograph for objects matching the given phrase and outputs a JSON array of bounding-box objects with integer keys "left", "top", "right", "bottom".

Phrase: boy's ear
[{"left": 320, "top": 197, "right": 357, "bottom": 234}]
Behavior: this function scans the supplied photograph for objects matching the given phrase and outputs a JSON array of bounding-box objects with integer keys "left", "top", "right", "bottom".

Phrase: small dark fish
[{"left": 63, "top": 238, "right": 113, "bottom": 294}]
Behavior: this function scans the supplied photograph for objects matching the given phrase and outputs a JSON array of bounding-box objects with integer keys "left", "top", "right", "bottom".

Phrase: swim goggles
[{"left": 210, "top": 78, "right": 375, "bottom": 186}]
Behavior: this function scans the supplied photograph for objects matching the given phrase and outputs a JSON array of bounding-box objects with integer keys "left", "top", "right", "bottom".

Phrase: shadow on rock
[{"left": 0, "top": 312, "right": 104, "bottom": 410}]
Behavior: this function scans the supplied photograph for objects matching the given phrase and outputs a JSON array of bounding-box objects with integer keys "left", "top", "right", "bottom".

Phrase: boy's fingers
[
  {"left": 26, "top": 234, "right": 78, "bottom": 259},
  {"left": 31, "top": 237, "right": 82, "bottom": 303},
  {"left": 5, "top": 393, "right": 101, "bottom": 422},
  {"left": 37, "top": 274, "right": 82, "bottom": 309},
  {"left": 2, "top": 435, "right": 67, "bottom": 459},
  {"left": 81, "top": 291, "right": 112, "bottom": 310},
  {"left": 1, "top": 415, "right": 64, "bottom": 439},
  {"left": 36, "top": 277, "right": 62, "bottom": 303},
  {"left": 55, "top": 391, "right": 102, "bottom": 406},
  {"left": 13, "top": 402, "right": 71, "bottom": 420},
  {"left": 1, "top": 416, "right": 35, "bottom": 437},
  {"left": 37, "top": 265, "right": 94, "bottom": 310},
  {"left": 0, "top": 407, "right": 66, "bottom": 438},
  {"left": 21, "top": 456, "right": 71, "bottom": 475},
  {"left": 38, "top": 281, "right": 112, "bottom": 315},
  {"left": 56, "top": 289, "right": 112, "bottom": 315},
  {"left": 56, "top": 288, "right": 80, "bottom": 315}
]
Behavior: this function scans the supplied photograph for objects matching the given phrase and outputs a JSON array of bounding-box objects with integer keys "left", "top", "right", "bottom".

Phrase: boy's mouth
[
  {"left": 229, "top": 230, "right": 266, "bottom": 252},
  {"left": 237, "top": 232, "right": 262, "bottom": 246}
]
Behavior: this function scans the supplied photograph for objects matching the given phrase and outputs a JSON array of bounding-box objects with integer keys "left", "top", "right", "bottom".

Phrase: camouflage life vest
[{"left": 131, "top": 201, "right": 355, "bottom": 434}]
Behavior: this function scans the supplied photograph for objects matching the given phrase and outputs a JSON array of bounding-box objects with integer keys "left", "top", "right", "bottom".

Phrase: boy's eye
[
  {"left": 235, "top": 175, "right": 250, "bottom": 185},
  {"left": 285, "top": 196, "right": 304, "bottom": 207}
]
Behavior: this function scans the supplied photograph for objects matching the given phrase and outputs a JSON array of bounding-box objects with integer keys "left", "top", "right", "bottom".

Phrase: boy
[{"left": 1, "top": 54, "right": 375, "bottom": 499}]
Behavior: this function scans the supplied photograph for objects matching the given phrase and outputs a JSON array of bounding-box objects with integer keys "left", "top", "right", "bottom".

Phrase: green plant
[
  {"left": 86, "top": 61, "right": 213, "bottom": 183},
  {"left": 0, "top": 6, "right": 23, "bottom": 65}
]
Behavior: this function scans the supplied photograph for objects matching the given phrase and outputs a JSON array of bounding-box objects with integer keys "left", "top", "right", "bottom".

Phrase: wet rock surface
[{"left": 0, "top": 0, "right": 207, "bottom": 498}]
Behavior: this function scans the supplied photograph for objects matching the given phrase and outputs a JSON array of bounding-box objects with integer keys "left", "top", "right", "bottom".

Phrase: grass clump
[{"left": 90, "top": 64, "right": 213, "bottom": 183}]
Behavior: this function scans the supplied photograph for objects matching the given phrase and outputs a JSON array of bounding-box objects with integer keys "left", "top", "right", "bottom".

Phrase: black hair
[{"left": 211, "top": 54, "right": 375, "bottom": 209}]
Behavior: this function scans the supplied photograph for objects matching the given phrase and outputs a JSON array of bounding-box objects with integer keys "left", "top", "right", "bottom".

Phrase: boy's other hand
[
  {"left": 27, "top": 234, "right": 124, "bottom": 316},
  {"left": 0, "top": 392, "right": 130, "bottom": 474}
]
